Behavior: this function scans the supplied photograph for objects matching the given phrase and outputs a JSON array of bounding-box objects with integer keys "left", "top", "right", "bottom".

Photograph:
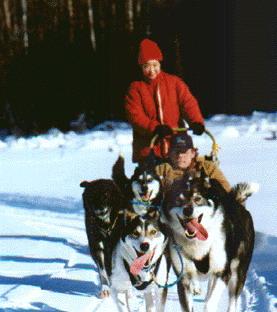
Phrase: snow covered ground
[{"left": 0, "top": 112, "right": 276, "bottom": 312}]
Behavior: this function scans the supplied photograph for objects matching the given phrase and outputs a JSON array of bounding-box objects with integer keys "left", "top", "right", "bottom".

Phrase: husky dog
[
  {"left": 110, "top": 210, "right": 170, "bottom": 312},
  {"left": 80, "top": 179, "right": 125, "bottom": 298},
  {"left": 162, "top": 171, "right": 257, "bottom": 312},
  {"left": 112, "top": 155, "right": 163, "bottom": 216}
]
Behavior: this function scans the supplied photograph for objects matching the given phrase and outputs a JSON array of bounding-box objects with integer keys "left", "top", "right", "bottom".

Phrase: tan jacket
[{"left": 155, "top": 156, "right": 231, "bottom": 192}]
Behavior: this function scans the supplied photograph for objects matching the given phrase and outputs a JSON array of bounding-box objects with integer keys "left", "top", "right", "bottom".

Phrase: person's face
[
  {"left": 170, "top": 149, "right": 196, "bottom": 169},
  {"left": 141, "top": 60, "right": 161, "bottom": 80}
]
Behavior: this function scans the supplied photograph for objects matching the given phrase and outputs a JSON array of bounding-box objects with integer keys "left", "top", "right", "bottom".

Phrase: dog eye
[
  {"left": 194, "top": 196, "right": 202, "bottom": 203},
  {"left": 207, "top": 199, "right": 214, "bottom": 207},
  {"left": 149, "top": 229, "right": 157, "bottom": 236},
  {"left": 132, "top": 230, "right": 140, "bottom": 238}
]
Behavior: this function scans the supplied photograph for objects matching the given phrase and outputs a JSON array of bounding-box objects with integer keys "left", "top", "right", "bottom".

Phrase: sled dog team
[{"left": 80, "top": 154, "right": 257, "bottom": 312}]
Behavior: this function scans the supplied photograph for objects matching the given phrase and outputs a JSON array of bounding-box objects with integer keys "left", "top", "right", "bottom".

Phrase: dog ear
[
  {"left": 133, "top": 166, "right": 141, "bottom": 177},
  {"left": 147, "top": 208, "right": 160, "bottom": 219},
  {"left": 80, "top": 181, "right": 91, "bottom": 188},
  {"left": 144, "top": 148, "right": 158, "bottom": 169},
  {"left": 124, "top": 209, "right": 138, "bottom": 220},
  {"left": 208, "top": 178, "right": 227, "bottom": 202},
  {"left": 112, "top": 155, "right": 130, "bottom": 191}
]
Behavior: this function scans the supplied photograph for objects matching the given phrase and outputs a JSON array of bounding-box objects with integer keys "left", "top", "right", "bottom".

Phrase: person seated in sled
[
  {"left": 155, "top": 133, "right": 231, "bottom": 192},
  {"left": 125, "top": 38, "right": 205, "bottom": 164}
]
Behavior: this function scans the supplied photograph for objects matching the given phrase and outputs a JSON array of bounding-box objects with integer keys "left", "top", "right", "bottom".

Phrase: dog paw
[{"left": 99, "top": 285, "right": 111, "bottom": 298}]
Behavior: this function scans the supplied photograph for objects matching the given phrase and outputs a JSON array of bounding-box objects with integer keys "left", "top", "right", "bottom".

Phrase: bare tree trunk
[
  {"left": 4, "top": 101, "right": 19, "bottom": 136},
  {"left": 135, "top": 0, "right": 141, "bottom": 17},
  {"left": 99, "top": 0, "right": 106, "bottom": 41},
  {"left": 145, "top": 0, "right": 151, "bottom": 36},
  {"left": 126, "top": 0, "right": 134, "bottom": 32},
  {"left": 21, "top": 0, "right": 28, "bottom": 53},
  {"left": 3, "top": 0, "right": 12, "bottom": 36},
  {"left": 87, "top": 0, "right": 96, "bottom": 50},
  {"left": 67, "top": 0, "right": 74, "bottom": 42},
  {"left": 110, "top": 0, "right": 116, "bottom": 30}
]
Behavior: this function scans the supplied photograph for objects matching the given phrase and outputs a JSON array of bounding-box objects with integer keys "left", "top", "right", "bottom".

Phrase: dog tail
[
  {"left": 231, "top": 182, "right": 259, "bottom": 203},
  {"left": 112, "top": 155, "right": 130, "bottom": 192}
]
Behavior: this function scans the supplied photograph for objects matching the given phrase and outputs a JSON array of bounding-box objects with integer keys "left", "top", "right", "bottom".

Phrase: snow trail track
[{"left": 0, "top": 198, "right": 276, "bottom": 312}]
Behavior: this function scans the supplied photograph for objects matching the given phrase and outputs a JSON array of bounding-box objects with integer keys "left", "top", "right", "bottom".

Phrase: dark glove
[
  {"left": 153, "top": 125, "right": 173, "bottom": 138},
  {"left": 191, "top": 122, "right": 205, "bottom": 135}
]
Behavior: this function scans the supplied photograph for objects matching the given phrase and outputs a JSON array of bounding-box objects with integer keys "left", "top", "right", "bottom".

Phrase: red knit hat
[{"left": 138, "top": 39, "right": 163, "bottom": 65}]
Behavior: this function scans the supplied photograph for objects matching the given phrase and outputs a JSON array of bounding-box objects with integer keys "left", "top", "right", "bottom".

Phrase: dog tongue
[
  {"left": 130, "top": 251, "right": 153, "bottom": 276},
  {"left": 185, "top": 219, "right": 208, "bottom": 241}
]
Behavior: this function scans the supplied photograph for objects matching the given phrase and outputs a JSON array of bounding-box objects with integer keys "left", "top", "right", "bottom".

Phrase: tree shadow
[
  {"left": 0, "top": 235, "right": 90, "bottom": 257},
  {"left": 0, "top": 193, "right": 83, "bottom": 214},
  {"left": 0, "top": 274, "right": 100, "bottom": 297},
  {"left": 250, "top": 231, "right": 277, "bottom": 297},
  {"left": 0, "top": 234, "right": 101, "bottom": 308}
]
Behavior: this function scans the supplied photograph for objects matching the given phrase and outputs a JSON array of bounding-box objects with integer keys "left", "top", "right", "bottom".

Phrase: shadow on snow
[
  {"left": 0, "top": 235, "right": 90, "bottom": 257},
  {"left": 0, "top": 193, "right": 83, "bottom": 214},
  {"left": 0, "top": 274, "right": 100, "bottom": 297},
  {"left": 0, "top": 235, "right": 100, "bottom": 297}
]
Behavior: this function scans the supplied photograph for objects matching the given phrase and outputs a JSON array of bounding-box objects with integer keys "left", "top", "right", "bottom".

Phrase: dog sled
[
  {"left": 80, "top": 125, "right": 257, "bottom": 312},
  {"left": 149, "top": 126, "right": 221, "bottom": 164}
]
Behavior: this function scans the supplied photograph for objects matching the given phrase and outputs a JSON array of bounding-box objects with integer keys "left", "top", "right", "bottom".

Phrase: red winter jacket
[{"left": 125, "top": 71, "right": 204, "bottom": 162}]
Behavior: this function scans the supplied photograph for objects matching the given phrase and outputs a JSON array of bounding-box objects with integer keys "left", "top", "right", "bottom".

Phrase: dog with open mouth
[
  {"left": 109, "top": 209, "right": 170, "bottom": 312},
  {"left": 112, "top": 155, "right": 163, "bottom": 216},
  {"left": 80, "top": 179, "right": 125, "bottom": 298},
  {"left": 162, "top": 170, "right": 257, "bottom": 312}
]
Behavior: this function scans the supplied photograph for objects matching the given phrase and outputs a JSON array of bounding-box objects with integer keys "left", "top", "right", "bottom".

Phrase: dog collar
[
  {"left": 130, "top": 200, "right": 157, "bottom": 208},
  {"left": 91, "top": 215, "right": 120, "bottom": 237},
  {"left": 130, "top": 200, "right": 162, "bottom": 212}
]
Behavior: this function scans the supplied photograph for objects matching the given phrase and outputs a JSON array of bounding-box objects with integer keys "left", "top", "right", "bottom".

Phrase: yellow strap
[{"left": 150, "top": 127, "right": 220, "bottom": 159}]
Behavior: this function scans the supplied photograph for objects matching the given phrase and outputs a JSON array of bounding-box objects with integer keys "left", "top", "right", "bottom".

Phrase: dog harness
[
  {"left": 90, "top": 215, "right": 120, "bottom": 238},
  {"left": 152, "top": 244, "right": 184, "bottom": 289},
  {"left": 123, "top": 244, "right": 184, "bottom": 290}
]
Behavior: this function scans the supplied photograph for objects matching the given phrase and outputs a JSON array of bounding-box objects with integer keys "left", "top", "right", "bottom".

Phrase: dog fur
[
  {"left": 162, "top": 170, "right": 256, "bottom": 312},
  {"left": 112, "top": 155, "right": 163, "bottom": 216},
  {"left": 80, "top": 179, "right": 125, "bottom": 298},
  {"left": 109, "top": 209, "right": 170, "bottom": 312}
]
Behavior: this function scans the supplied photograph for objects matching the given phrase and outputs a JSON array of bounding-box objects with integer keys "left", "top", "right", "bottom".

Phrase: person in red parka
[{"left": 125, "top": 39, "right": 205, "bottom": 163}]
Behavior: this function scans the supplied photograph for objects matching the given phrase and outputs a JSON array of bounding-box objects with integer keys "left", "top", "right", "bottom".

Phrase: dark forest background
[{"left": 0, "top": 0, "right": 276, "bottom": 136}]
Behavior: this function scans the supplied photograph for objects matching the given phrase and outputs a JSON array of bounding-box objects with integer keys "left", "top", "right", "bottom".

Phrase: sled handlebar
[{"left": 150, "top": 127, "right": 220, "bottom": 160}]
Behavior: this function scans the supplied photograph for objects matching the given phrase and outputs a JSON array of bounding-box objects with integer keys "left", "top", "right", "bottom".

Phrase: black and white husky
[
  {"left": 109, "top": 210, "right": 170, "bottom": 312},
  {"left": 112, "top": 155, "right": 163, "bottom": 216},
  {"left": 162, "top": 171, "right": 258, "bottom": 312}
]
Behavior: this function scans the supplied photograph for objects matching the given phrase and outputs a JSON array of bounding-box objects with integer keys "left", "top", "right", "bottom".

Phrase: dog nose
[
  {"left": 140, "top": 242, "right": 150, "bottom": 252},
  {"left": 183, "top": 205, "right": 193, "bottom": 217}
]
